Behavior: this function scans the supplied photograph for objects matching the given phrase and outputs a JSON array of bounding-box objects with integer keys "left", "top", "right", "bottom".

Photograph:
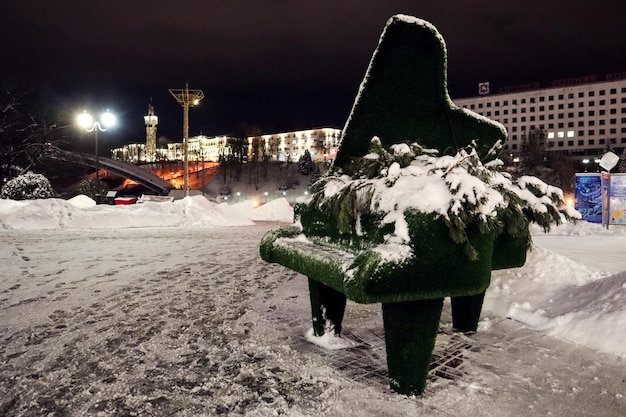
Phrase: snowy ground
[{"left": 1, "top": 196, "right": 625, "bottom": 416}]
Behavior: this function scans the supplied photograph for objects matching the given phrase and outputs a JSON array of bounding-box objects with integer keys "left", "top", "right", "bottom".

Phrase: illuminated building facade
[
  {"left": 246, "top": 127, "right": 342, "bottom": 162},
  {"left": 454, "top": 74, "right": 626, "bottom": 162},
  {"left": 112, "top": 127, "right": 342, "bottom": 164}
]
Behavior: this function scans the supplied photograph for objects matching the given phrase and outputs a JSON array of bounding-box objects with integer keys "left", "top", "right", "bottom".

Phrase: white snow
[
  {"left": 314, "top": 142, "right": 577, "bottom": 266},
  {"left": 304, "top": 328, "right": 358, "bottom": 351},
  {"left": 0, "top": 195, "right": 295, "bottom": 230},
  {"left": 1, "top": 195, "right": 625, "bottom": 415},
  {"left": 1, "top": 195, "right": 624, "bottom": 358},
  {"left": 487, "top": 222, "right": 626, "bottom": 360}
]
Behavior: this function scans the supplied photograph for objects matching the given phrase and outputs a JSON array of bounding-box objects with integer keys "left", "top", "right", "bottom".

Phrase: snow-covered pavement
[{"left": 0, "top": 197, "right": 625, "bottom": 416}]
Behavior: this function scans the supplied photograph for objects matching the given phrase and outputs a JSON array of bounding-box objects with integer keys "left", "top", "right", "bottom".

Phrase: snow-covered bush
[
  {"left": 74, "top": 179, "right": 109, "bottom": 201},
  {"left": 301, "top": 137, "right": 581, "bottom": 260},
  {"left": 1, "top": 172, "right": 54, "bottom": 200}
]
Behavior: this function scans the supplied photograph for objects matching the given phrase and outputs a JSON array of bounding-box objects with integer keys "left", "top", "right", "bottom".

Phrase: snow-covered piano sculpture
[{"left": 260, "top": 15, "right": 578, "bottom": 395}]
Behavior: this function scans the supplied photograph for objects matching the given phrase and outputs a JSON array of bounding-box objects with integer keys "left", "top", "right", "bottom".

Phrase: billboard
[
  {"left": 575, "top": 173, "right": 602, "bottom": 223},
  {"left": 609, "top": 173, "right": 626, "bottom": 225}
]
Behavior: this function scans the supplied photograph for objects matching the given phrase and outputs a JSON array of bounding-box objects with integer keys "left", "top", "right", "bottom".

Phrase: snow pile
[
  {"left": 487, "top": 221, "right": 626, "bottom": 358},
  {"left": 531, "top": 220, "right": 626, "bottom": 236},
  {"left": 304, "top": 328, "right": 359, "bottom": 351},
  {"left": 68, "top": 194, "right": 98, "bottom": 209},
  {"left": 231, "top": 198, "right": 295, "bottom": 222},
  {"left": 0, "top": 195, "right": 295, "bottom": 230}
]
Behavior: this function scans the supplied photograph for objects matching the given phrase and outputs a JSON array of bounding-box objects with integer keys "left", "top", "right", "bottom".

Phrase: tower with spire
[{"left": 144, "top": 102, "right": 158, "bottom": 162}]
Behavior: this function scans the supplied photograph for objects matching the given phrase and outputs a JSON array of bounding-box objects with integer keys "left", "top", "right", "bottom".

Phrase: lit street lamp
[
  {"left": 77, "top": 110, "right": 116, "bottom": 202},
  {"left": 582, "top": 158, "right": 590, "bottom": 172},
  {"left": 169, "top": 83, "right": 204, "bottom": 196}
]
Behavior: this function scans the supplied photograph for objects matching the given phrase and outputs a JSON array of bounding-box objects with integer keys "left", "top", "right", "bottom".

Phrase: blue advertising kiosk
[
  {"left": 607, "top": 173, "right": 626, "bottom": 226},
  {"left": 575, "top": 173, "right": 602, "bottom": 223},
  {"left": 598, "top": 151, "right": 622, "bottom": 228},
  {"left": 575, "top": 152, "right": 624, "bottom": 227}
]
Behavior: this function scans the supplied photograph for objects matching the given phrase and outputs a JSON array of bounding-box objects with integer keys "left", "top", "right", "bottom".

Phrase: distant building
[
  {"left": 246, "top": 127, "right": 341, "bottom": 162},
  {"left": 111, "top": 135, "right": 234, "bottom": 163},
  {"left": 454, "top": 73, "right": 626, "bottom": 162},
  {"left": 112, "top": 127, "right": 342, "bottom": 164}
]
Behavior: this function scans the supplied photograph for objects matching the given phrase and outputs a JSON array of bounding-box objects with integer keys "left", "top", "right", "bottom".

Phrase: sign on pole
[{"left": 602, "top": 172, "right": 611, "bottom": 227}]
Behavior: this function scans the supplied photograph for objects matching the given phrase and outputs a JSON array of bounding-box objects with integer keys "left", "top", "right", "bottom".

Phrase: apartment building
[
  {"left": 246, "top": 127, "right": 342, "bottom": 162},
  {"left": 453, "top": 74, "right": 626, "bottom": 161}
]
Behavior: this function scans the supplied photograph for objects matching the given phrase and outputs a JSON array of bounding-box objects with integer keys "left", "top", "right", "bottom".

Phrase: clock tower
[{"left": 144, "top": 103, "right": 158, "bottom": 162}]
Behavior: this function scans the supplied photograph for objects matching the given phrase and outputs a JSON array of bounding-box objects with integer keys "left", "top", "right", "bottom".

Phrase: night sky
[{"left": 2, "top": 1, "right": 626, "bottom": 147}]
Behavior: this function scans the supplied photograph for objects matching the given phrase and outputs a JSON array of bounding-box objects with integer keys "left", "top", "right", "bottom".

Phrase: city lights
[{"left": 76, "top": 109, "right": 116, "bottom": 202}]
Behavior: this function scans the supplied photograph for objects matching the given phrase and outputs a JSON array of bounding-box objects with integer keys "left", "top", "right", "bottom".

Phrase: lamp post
[
  {"left": 582, "top": 158, "right": 590, "bottom": 172},
  {"left": 201, "top": 149, "right": 206, "bottom": 196},
  {"left": 77, "top": 110, "right": 116, "bottom": 202},
  {"left": 169, "top": 83, "right": 204, "bottom": 196}
]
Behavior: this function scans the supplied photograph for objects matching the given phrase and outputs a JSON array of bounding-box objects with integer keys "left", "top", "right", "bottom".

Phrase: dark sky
[{"left": 2, "top": 1, "right": 626, "bottom": 146}]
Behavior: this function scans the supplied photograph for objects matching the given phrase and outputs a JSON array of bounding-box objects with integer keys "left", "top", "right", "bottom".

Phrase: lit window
[
  {"left": 557, "top": 131, "right": 565, "bottom": 138},
  {"left": 567, "top": 131, "right": 575, "bottom": 138},
  {"left": 547, "top": 132, "right": 555, "bottom": 139}
]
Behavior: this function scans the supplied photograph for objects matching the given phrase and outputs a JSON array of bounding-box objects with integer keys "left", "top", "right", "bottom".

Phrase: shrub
[
  {"left": 297, "top": 150, "right": 316, "bottom": 175},
  {"left": 1, "top": 172, "right": 54, "bottom": 200},
  {"left": 74, "top": 179, "right": 109, "bottom": 202}
]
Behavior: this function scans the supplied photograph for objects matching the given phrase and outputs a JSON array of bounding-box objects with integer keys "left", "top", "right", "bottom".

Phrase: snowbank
[
  {"left": 0, "top": 195, "right": 295, "bottom": 230},
  {"left": 486, "top": 221, "right": 626, "bottom": 358}
]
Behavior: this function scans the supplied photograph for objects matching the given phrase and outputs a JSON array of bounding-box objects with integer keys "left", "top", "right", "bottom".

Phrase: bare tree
[
  {"left": 0, "top": 82, "right": 65, "bottom": 183},
  {"left": 226, "top": 123, "right": 261, "bottom": 183}
]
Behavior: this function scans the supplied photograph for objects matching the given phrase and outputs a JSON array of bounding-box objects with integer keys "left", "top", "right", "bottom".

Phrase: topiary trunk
[
  {"left": 308, "top": 278, "right": 347, "bottom": 336},
  {"left": 451, "top": 292, "right": 485, "bottom": 332},
  {"left": 381, "top": 298, "right": 443, "bottom": 395},
  {"left": 491, "top": 232, "right": 529, "bottom": 270}
]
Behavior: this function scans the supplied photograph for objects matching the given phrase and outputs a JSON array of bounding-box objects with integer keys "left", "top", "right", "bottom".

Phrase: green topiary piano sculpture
[{"left": 260, "top": 15, "right": 579, "bottom": 395}]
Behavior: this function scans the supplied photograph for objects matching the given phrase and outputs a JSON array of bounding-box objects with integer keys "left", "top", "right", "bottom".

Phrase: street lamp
[
  {"left": 582, "top": 158, "right": 590, "bottom": 172},
  {"left": 77, "top": 109, "right": 116, "bottom": 202},
  {"left": 169, "top": 83, "right": 204, "bottom": 196}
]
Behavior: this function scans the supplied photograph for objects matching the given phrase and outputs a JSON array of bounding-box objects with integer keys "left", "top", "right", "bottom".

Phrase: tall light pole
[
  {"left": 169, "top": 83, "right": 204, "bottom": 196},
  {"left": 77, "top": 110, "right": 116, "bottom": 202}
]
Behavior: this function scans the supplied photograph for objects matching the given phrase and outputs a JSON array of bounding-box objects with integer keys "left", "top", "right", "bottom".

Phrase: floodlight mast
[{"left": 169, "top": 83, "right": 205, "bottom": 196}]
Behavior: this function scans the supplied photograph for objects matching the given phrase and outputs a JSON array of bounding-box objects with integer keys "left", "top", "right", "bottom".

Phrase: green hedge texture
[
  {"left": 491, "top": 231, "right": 529, "bottom": 270},
  {"left": 258, "top": 14, "right": 534, "bottom": 396},
  {"left": 260, "top": 211, "right": 495, "bottom": 304},
  {"left": 308, "top": 279, "right": 347, "bottom": 336},
  {"left": 451, "top": 293, "right": 486, "bottom": 332},
  {"left": 334, "top": 16, "right": 506, "bottom": 174},
  {"left": 260, "top": 16, "right": 530, "bottom": 305},
  {"left": 382, "top": 298, "right": 443, "bottom": 395}
]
